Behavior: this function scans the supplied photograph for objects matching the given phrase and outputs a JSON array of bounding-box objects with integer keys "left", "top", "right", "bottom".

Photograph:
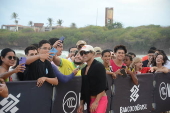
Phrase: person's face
[
  {"left": 38, "top": 43, "right": 51, "bottom": 54},
  {"left": 69, "top": 48, "right": 78, "bottom": 57},
  {"left": 80, "top": 50, "right": 94, "bottom": 62},
  {"left": 102, "top": 52, "right": 111, "bottom": 64},
  {"left": 1, "top": 52, "right": 16, "bottom": 66},
  {"left": 27, "top": 50, "right": 38, "bottom": 56},
  {"left": 156, "top": 54, "right": 164, "bottom": 65},
  {"left": 135, "top": 60, "right": 143, "bottom": 68},
  {"left": 74, "top": 53, "right": 84, "bottom": 64},
  {"left": 148, "top": 53, "right": 154, "bottom": 61},
  {"left": 124, "top": 56, "right": 132, "bottom": 67},
  {"left": 56, "top": 43, "right": 63, "bottom": 56},
  {"left": 115, "top": 49, "right": 125, "bottom": 61}
]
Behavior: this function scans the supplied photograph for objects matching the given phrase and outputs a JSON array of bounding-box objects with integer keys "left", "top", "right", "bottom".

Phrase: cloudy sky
[{"left": 0, "top": 0, "right": 170, "bottom": 28}]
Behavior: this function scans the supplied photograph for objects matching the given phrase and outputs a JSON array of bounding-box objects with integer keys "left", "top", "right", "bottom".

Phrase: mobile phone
[
  {"left": 120, "top": 69, "right": 127, "bottom": 78},
  {"left": 76, "top": 65, "right": 81, "bottom": 70},
  {"left": 19, "top": 57, "right": 26, "bottom": 66},
  {"left": 49, "top": 47, "right": 58, "bottom": 56},
  {"left": 59, "top": 36, "right": 65, "bottom": 42}
]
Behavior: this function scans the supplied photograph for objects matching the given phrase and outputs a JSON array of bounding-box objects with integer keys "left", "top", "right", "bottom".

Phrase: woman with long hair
[{"left": 0, "top": 48, "right": 25, "bottom": 81}]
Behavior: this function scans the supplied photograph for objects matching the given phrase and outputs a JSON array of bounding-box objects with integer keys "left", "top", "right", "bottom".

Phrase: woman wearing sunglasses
[{"left": 0, "top": 48, "right": 25, "bottom": 81}]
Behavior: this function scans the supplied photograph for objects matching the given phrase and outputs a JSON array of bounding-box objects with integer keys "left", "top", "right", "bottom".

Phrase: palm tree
[
  {"left": 28, "top": 21, "right": 33, "bottom": 27},
  {"left": 47, "top": 18, "right": 53, "bottom": 31},
  {"left": 57, "top": 19, "right": 63, "bottom": 26},
  {"left": 70, "top": 23, "right": 77, "bottom": 28},
  {"left": 11, "top": 12, "right": 19, "bottom": 31}
]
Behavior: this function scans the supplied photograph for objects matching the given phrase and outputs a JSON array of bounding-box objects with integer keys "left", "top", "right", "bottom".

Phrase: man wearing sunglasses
[
  {"left": 52, "top": 39, "right": 85, "bottom": 76},
  {"left": 77, "top": 45, "right": 108, "bottom": 113}
]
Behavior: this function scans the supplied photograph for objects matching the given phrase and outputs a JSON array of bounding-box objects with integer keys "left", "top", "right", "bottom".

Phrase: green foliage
[{"left": 0, "top": 25, "right": 170, "bottom": 54}]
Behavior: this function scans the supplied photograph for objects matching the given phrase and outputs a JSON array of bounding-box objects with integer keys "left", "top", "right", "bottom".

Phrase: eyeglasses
[
  {"left": 80, "top": 51, "right": 91, "bottom": 56},
  {"left": 70, "top": 50, "right": 78, "bottom": 53},
  {"left": 40, "top": 47, "right": 51, "bottom": 50},
  {"left": 7, "top": 56, "right": 17, "bottom": 60}
]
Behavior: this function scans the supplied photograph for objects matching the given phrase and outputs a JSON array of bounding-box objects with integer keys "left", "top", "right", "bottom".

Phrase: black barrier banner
[
  {"left": 0, "top": 81, "right": 53, "bottom": 113},
  {"left": 52, "top": 76, "right": 84, "bottom": 113},
  {"left": 112, "top": 74, "right": 153, "bottom": 113},
  {"left": 154, "top": 73, "right": 170, "bottom": 113}
]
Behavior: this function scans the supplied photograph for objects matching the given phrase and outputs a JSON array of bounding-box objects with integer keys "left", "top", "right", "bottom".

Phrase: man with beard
[{"left": 50, "top": 38, "right": 85, "bottom": 76}]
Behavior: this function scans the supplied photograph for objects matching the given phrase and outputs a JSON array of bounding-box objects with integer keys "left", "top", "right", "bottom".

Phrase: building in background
[{"left": 105, "top": 7, "right": 114, "bottom": 26}]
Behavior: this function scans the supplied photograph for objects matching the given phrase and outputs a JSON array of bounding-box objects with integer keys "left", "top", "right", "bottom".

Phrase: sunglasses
[
  {"left": 8, "top": 56, "right": 17, "bottom": 60},
  {"left": 80, "top": 51, "right": 91, "bottom": 56}
]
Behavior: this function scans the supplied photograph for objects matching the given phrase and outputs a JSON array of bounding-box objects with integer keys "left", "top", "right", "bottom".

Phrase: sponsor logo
[
  {"left": 120, "top": 104, "right": 147, "bottom": 113},
  {"left": 159, "top": 82, "right": 170, "bottom": 100},
  {"left": 130, "top": 85, "right": 139, "bottom": 102},
  {"left": 0, "top": 93, "right": 21, "bottom": 113},
  {"left": 63, "top": 91, "right": 77, "bottom": 113}
]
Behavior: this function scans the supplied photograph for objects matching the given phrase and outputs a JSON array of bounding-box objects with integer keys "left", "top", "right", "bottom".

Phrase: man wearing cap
[
  {"left": 94, "top": 47, "right": 103, "bottom": 63},
  {"left": 77, "top": 45, "right": 108, "bottom": 113},
  {"left": 76, "top": 40, "right": 87, "bottom": 50}
]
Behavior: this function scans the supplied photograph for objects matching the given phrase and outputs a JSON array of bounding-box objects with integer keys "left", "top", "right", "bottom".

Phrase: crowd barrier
[{"left": 0, "top": 73, "right": 170, "bottom": 113}]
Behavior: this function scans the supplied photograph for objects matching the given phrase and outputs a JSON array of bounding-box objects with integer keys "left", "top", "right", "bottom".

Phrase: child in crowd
[{"left": 124, "top": 54, "right": 134, "bottom": 72}]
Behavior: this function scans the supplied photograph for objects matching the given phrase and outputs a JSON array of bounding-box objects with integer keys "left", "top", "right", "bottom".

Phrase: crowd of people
[{"left": 0, "top": 38, "right": 170, "bottom": 113}]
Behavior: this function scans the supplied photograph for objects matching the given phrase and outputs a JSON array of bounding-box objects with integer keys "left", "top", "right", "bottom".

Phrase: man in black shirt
[
  {"left": 19, "top": 40, "right": 58, "bottom": 87},
  {"left": 77, "top": 45, "right": 108, "bottom": 113}
]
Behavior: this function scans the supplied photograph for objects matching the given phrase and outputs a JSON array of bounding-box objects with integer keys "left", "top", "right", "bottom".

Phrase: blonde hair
[{"left": 130, "top": 57, "right": 142, "bottom": 70}]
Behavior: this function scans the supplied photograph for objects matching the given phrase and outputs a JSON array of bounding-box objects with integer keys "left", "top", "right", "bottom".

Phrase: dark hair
[
  {"left": 101, "top": 49, "right": 111, "bottom": 57},
  {"left": 114, "top": 45, "right": 127, "bottom": 53},
  {"left": 0, "top": 48, "right": 15, "bottom": 65},
  {"left": 125, "top": 54, "right": 133, "bottom": 61},
  {"left": 148, "top": 49, "right": 155, "bottom": 54},
  {"left": 31, "top": 43, "right": 38, "bottom": 49},
  {"left": 24, "top": 45, "right": 37, "bottom": 55},
  {"left": 48, "top": 38, "right": 59, "bottom": 45},
  {"left": 106, "top": 49, "right": 113, "bottom": 52},
  {"left": 128, "top": 52, "right": 136, "bottom": 57},
  {"left": 12, "top": 57, "right": 19, "bottom": 69},
  {"left": 38, "top": 40, "right": 51, "bottom": 48},
  {"left": 153, "top": 53, "right": 167, "bottom": 66},
  {"left": 68, "top": 47, "right": 77, "bottom": 53},
  {"left": 149, "top": 47, "right": 157, "bottom": 51}
]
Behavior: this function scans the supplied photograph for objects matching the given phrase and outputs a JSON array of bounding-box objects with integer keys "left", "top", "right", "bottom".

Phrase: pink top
[{"left": 110, "top": 60, "right": 126, "bottom": 72}]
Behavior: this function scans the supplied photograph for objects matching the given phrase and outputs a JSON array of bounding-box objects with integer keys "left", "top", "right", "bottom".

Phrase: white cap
[
  {"left": 80, "top": 45, "right": 94, "bottom": 52},
  {"left": 94, "top": 47, "right": 102, "bottom": 53},
  {"left": 76, "top": 40, "right": 87, "bottom": 46}
]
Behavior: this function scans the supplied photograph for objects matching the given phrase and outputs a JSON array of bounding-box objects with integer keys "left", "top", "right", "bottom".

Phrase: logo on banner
[
  {"left": 63, "top": 91, "right": 77, "bottom": 113},
  {"left": 130, "top": 85, "right": 139, "bottom": 102},
  {"left": 159, "top": 82, "right": 170, "bottom": 100},
  {"left": 0, "top": 93, "right": 21, "bottom": 113}
]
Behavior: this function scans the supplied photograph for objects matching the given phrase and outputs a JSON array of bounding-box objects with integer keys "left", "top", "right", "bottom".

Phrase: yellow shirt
[{"left": 58, "top": 58, "right": 81, "bottom": 76}]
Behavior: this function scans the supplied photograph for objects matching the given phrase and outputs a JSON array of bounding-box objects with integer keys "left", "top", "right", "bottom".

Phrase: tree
[
  {"left": 106, "top": 22, "right": 123, "bottom": 30},
  {"left": 11, "top": 12, "right": 19, "bottom": 31},
  {"left": 57, "top": 19, "right": 63, "bottom": 26},
  {"left": 70, "top": 23, "right": 77, "bottom": 28},
  {"left": 47, "top": 18, "right": 53, "bottom": 31},
  {"left": 28, "top": 21, "right": 33, "bottom": 27}
]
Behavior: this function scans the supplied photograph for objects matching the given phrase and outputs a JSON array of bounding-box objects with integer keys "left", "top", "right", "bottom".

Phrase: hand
[
  {"left": 39, "top": 53, "right": 51, "bottom": 60},
  {"left": 37, "top": 77, "right": 47, "bottom": 87},
  {"left": 14, "top": 64, "right": 25, "bottom": 73},
  {"left": 111, "top": 72, "right": 117, "bottom": 79},
  {"left": 73, "top": 68, "right": 79, "bottom": 75},
  {"left": 77, "top": 104, "right": 84, "bottom": 113},
  {"left": 115, "top": 69, "right": 122, "bottom": 75},
  {"left": 53, "top": 40, "right": 62, "bottom": 48},
  {"left": 149, "top": 67, "right": 157, "bottom": 72},
  {"left": 90, "top": 102, "right": 98, "bottom": 113}
]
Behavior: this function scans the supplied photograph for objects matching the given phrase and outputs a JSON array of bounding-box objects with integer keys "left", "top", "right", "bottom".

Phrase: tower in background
[{"left": 105, "top": 7, "right": 113, "bottom": 26}]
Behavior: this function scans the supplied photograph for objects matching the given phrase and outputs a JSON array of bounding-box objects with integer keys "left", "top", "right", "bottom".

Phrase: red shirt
[
  {"left": 140, "top": 67, "right": 150, "bottom": 73},
  {"left": 110, "top": 60, "right": 126, "bottom": 72}
]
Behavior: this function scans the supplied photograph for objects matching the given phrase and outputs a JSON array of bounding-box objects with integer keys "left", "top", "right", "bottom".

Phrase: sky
[{"left": 0, "top": 0, "right": 170, "bottom": 28}]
